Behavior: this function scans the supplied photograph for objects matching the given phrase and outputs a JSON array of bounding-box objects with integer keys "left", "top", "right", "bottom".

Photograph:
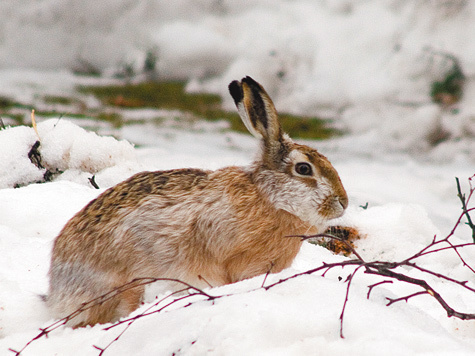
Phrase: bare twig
[
  {"left": 365, "top": 265, "right": 475, "bottom": 320},
  {"left": 367, "top": 280, "right": 393, "bottom": 299},
  {"left": 9, "top": 277, "right": 218, "bottom": 355},
  {"left": 54, "top": 113, "right": 64, "bottom": 127},
  {"left": 406, "top": 263, "right": 475, "bottom": 294},
  {"left": 386, "top": 291, "right": 429, "bottom": 306},
  {"left": 261, "top": 261, "right": 275, "bottom": 288},
  {"left": 88, "top": 175, "right": 100, "bottom": 189},
  {"left": 339, "top": 266, "right": 363, "bottom": 338},
  {"left": 456, "top": 177, "right": 475, "bottom": 242},
  {"left": 97, "top": 287, "right": 192, "bottom": 354},
  {"left": 28, "top": 140, "right": 44, "bottom": 169},
  {"left": 198, "top": 275, "right": 214, "bottom": 289},
  {"left": 400, "top": 229, "right": 475, "bottom": 274}
]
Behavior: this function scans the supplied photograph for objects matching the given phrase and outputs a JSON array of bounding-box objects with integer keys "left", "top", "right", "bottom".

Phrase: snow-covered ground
[
  {"left": 0, "top": 116, "right": 474, "bottom": 356},
  {"left": 1, "top": 115, "right": 474, "bottom": 356},
  {"left": 0, "top": 1, "right": 475, "bottom": 355}
]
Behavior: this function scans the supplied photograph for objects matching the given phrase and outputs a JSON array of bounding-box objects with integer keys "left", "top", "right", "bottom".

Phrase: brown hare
[{"left": 47, "top": 76, "right": 348, "bottom": 327}]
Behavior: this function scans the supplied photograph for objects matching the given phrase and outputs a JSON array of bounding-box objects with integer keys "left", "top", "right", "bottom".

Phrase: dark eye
[{"left": 295, "top": 162, "right": 313, "bottom": 176}]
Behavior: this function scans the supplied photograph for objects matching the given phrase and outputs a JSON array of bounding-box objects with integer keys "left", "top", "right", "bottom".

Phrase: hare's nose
[{"left": 339, "top": 195, "right": 349, "bottom": 210}]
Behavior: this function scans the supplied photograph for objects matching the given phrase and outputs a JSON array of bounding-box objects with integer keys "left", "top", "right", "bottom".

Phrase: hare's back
[
  {"left": 115, "top": 168, "right": 211, "bottom": 200},
  {"left": 55, "top": 169, "right": 211, "bottom": 244},
  {"left": 90, "top": 168, "right": 210, "bottom": 215}
]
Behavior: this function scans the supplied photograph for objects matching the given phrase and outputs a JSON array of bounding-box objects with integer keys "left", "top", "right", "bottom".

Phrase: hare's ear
[{"left": 228, "top": 76, "right": 283, "bottom": 144}]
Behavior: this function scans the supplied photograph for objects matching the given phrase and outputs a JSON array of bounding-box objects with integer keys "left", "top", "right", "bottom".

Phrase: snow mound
[
  {"left": 340, "top": 203, "right": 440, "bottom": 261},
  {"left": 0, "top": 119, "right": 138, "bottom": 189}
]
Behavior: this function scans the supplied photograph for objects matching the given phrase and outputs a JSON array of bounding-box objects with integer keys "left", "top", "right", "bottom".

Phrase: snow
[
  {"left": 0, "top": 1, "right": 474, "bottom": 159},
  {"left": 0, "top": 0, "right": 474, "bottom": 355}
]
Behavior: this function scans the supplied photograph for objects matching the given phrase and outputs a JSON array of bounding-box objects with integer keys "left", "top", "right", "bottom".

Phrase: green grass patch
[
  {"left": 0, "top": 113, "right": 25, "bottom": 126},
  {"left": 79, "top": 81, "right": 336, "bottom": 139},
  {"left": 33, "top": 111, "right": 87, "bottom": 119},
  {"left": 96, "top": 112, "right": 124, "bottom": 128},
  {"left": 43, "top": 95, "right": 77, "bottom": 106},
  {"left": 430, "top": 63, "right": 465, "bottom": 106},
  {"left": 0, "top": 96, "right": 18, "bottom": 109}
]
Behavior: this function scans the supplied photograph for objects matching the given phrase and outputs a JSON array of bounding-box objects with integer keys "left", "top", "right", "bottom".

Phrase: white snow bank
[
  {"left": 340, "top": 203, "right": 440, "bottom": 261},
  {"left": 0, "top": 119, "right": 138, "bottom": 189}
]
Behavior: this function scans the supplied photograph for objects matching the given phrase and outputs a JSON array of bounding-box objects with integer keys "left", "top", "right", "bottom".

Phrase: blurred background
[{"left": 0, "top": 0, "right": 473, "bottom": 162}]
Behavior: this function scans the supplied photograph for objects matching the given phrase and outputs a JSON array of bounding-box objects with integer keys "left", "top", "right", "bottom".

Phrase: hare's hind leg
[
  {"left": 74, "top": 298, "right": 121, "bottom": 328},
  {"left": 71, "top": 283, "right": 145, "bottom": 327},
  {"left": 115, "top": 283, "right": 145, "bottom": 319},
  {"left": 48, "top": 266, "right": 146, "bottom": 327}
]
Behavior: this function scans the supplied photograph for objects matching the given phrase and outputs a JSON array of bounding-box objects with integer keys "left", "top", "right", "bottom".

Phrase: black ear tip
[
  {"left": 228, "top": 80, "right": 243, "bottom": 104},
  {"left": 242, "top": 76, "right": 259, "bottom": 88}
]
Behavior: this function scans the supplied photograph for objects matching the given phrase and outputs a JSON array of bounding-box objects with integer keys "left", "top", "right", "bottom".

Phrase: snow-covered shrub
[{"left": 0, "top": 119, "right": 137, "bottom": 189}]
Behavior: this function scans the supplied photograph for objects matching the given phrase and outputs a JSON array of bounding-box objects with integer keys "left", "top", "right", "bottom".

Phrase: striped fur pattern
[{"left": 47, "top": 76, "right": 348, "bottom": 327}]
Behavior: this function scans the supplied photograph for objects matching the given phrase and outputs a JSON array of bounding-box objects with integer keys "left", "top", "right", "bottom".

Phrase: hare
[{"left": 47, "top": 76, "right": 348, "bottom": 327}]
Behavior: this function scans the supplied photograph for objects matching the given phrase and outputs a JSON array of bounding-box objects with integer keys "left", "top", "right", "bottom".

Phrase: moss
[
  {"left": 79, "top": 81, "right": 337, "bottom": 139},
  {"left": 33, "top": 111, "right": 86, "bottom": 119},
  {"left": 2, "top": 81, "right": 337, "bottom": 139},
  {"left": 0, "top": 113, "right": 24, "bottom": 126},
  {"left": 430, "top": 55, "right": 465, "bottom": 106},
  {"left": 96, "top": 112, "right": 124, "bottom": 128},
  {"left": 279, "top": 113, "right": 335, "bottom": 139},
  {"left": 43, "top": 95, "right": 76, "bottom": 106},
  {"left": 0, "top": 96, "right": 17, "bottom": 109},
  {"left": 79, "top": 81, "right": 220, "bottom": 110}
]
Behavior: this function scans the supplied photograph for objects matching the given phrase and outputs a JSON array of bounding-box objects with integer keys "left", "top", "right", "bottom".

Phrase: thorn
[{"left": 198, "top": 275, "right": 213, "bottom": 289}]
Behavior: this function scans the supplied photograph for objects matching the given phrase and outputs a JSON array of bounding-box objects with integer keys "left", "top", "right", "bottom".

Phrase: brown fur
[{"left": 47, "top": 77, "right": 347, "bottom": 327}]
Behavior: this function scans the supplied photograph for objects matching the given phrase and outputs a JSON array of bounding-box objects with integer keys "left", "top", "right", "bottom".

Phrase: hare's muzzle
[
  {"left": 339, "top": 194, "right": 349, "bottom": 211},
  {"left": 320, "top": 193, "right": 348, "bottom": 220}
]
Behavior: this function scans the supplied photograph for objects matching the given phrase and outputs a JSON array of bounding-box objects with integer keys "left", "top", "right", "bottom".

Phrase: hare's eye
[{"left": 295, "top": 162, "right": 313, "bottom": 176}]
